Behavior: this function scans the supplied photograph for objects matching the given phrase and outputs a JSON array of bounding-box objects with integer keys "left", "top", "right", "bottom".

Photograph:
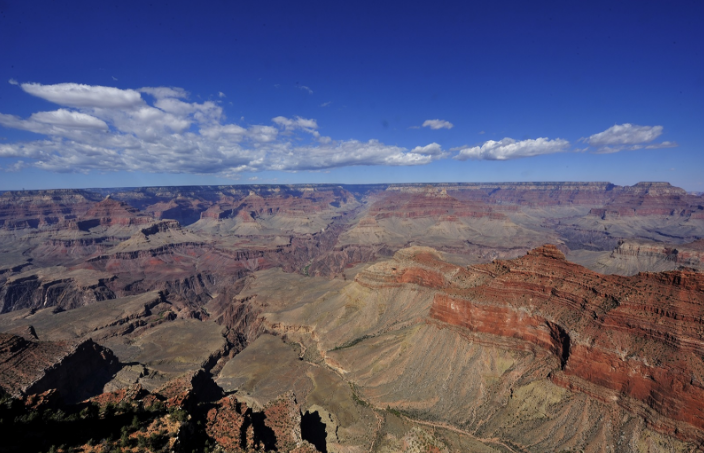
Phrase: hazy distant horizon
[{"left": 2, "top": 180, "right": 701, "bottom": 195}]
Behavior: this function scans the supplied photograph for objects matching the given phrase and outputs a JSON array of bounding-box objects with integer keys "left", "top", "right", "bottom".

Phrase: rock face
[
  {"left": 0, "top": 190, "right": 154, "bottom": 231},
  {"left": 613, "top": 239, "right": 704, "bottom": 268},
  {"left": 0, "top": 267, "right": 116, "bottom": 313},
  {"left": 0, "top": 333, "right": 120, "bottom": 402},
  {"left": 206, "top": 393, "right": 319, "bottom": 453},
  {"left": 420, "top": 245, "right": 704, "bottom": 441},
  {"left": 365, "top": 187, "right": 512, "bottom": 220},
  {"left": 589, "top": 182, "right": 702, "bottom": 219},
  {"left": 0, "top": 189, "right": 101, "bottom": 230}
]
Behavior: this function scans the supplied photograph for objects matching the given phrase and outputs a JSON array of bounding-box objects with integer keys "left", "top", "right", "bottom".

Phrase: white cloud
[
  {"left": 154, "top": 98, "right": 222, "bottom": 123},
  {"left": 586, "top": 123, "right": 676, "bottom": 153},
  {"left": 247, "top": 125, "right": 278, "bottom": 143},
  {"left": 645, "top": 141, "right": 677, "bottom": 149},
  {"left": 0, "top": 82, "right": 477, "bottom": 176},
  {"left": 200, "top": 124, "right": 246, "bottom": 140},
  {"left": 299, "top": 85, "right": 313, "bottom": 94},
  {"left": 22, "top": 82, "right": 143, "bottom": 108},
  {"left": 0, "top": 160, "right": 26, "bottom": 173},
  {"left": 265, "top": 139, "right": 432, "bottom": 171},
  {"left": 8, "top": 79, "right": 18, "bottom": 86},
  {"left": 139, "top": 86, "right": 188, "bottom": 100},
  {"left": 320, "top": 101, "right": 332, "bottom": 107},
  {"left": 272, "top": 116, "right": 319, "bottom": 136},
  {"left": 422, "top": 119, "right": 454, "bottom": 130},
  {"left": 587, "top": 123, "right": 662, "bottom": 146},
  {"left": 0, "top": 110, "right": 108, "bottom": 139},
  {"left": 411, "top": 142, "right": 444, "bottom": 156},
  {"left": 31, "top": 109, "right": 108, "bottom": 130},
  {"left": 454, "top": 137, "right": 569, "bottom": 161},
  {"left": 272, "top": 116, "right": 317, "bottom": 130},
  {"left": 218, "top": 92, "right": 226, "bottom": 98}
]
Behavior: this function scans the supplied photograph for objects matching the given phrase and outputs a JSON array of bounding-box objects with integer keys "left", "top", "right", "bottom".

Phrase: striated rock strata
[{"left": 412, "top": 245, "right": 704, "bottom": 442}]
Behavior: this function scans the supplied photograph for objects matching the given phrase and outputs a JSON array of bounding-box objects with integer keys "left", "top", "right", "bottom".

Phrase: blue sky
[{"left": 0, "top": 0, "right": 702, "bottom": 190}]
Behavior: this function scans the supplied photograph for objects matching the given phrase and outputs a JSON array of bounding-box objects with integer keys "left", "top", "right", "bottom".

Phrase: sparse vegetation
[{"left": 330, "top": 334, "right": 371, "bottom": 351}]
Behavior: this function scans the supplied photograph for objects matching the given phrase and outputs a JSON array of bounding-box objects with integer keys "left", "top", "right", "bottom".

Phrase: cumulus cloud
[
  {"left": 247, "top": 125, "right": 279, "bottom": 143},
  {"left": 411, "top": 143, "right": 444, "bottom": 156},
  {"left": 272, "top": 116, "right": 319, "bottom": 137},
  {"left": 0, "top": 109, "right": 109, "bottom": 139},
  {"left": 31, "top": 109, "right": 108, "bottom": 129},
  {"left": 218, "top": 92, "right": 226, "bottom": 98},
  {"left": 139, "top": 86, "right": 188, "bottom": 100},
  {"left": 8, "top": 79, "right": 18, "bottom": 86},
  {"left": 422, "top": 119, "right": 454, "bottom": 130},
  {"left": 454, "top": 137, "right": 569, "bottom": 161},
  {"left": 22, "top": 82, "right": 143, "bottom": 108},
  {"left": 200, "top": 124, "right": 247, "bottom": 140},
  {"left": 1, "top": 82, "right": 580, "bottom": 175},
  {"left": 585, "top": 123, "right": 676, "bottom": 153}
]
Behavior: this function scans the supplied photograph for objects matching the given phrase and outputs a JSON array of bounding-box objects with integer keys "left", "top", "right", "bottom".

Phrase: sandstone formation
[{"left": 424, "top": 245, "right": 704, "bottom": 441}]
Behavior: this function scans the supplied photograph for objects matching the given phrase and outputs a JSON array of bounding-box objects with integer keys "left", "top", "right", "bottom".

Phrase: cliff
[
  {"left": 352, "top": 244, "right": 704, "bottom": 442},
  {"left": 405, "top": 245, "right": 704, "bottom": 441},
  {"left": 0, "top": 333, "right": 120, "bottom": 403}
]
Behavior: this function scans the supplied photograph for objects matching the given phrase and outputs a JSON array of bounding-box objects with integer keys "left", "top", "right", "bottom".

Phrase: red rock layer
[
  {"left": 206, "top": 393, "right": 316, "bottom": 452},
  {"left": 588, "top": 182, "right": 703, "bottom": 218},
  {"left": 78, "top": 196, "right": 154, "bottom": 227},
  {"left": 0, "top": 190, "right": 155, "bottom": 231},
  {"left": 200, "top": 186, "right": 355, "bottom": 220},
  {"left": 366, "top": 189, "right": 511, "bottom": 221},
  {"left": 382, "top": 181, "right": 704, "bottom": 215},
  {"left": 0, "top": 189, "right": 99, "bottom": 229},
  {"left": 365, "top": 246, "right": 704, "bottom": 441},
  {"left": 448, "top": 182, "right": 619, "bottom": 207}
]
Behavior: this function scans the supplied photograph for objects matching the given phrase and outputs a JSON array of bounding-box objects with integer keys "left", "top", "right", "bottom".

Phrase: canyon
[{"left": 0, "top": 182, "right": 703, "bottom": 452}]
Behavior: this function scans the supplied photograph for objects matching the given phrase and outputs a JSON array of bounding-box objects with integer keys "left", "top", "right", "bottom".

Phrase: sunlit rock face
[{"left": 392, "top": 244, "right": 704, "bottom": 441}]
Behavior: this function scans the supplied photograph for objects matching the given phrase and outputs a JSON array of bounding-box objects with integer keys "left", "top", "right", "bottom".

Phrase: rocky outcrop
[
  {"left": 0, "top": 191, "right": 157, "bottom": 232},
  {"left": 385, "top": 181, "right": 702, "bottom": 211},
  {"left": 199, "top": 186, "right": 357, "bottom": 221},
  {"left": 589, "top": 182, "right": 703, "bottom": 218},
  {"left": 367, "top": 188, "right": 512, "bottom": 220},
  {"left": 0, "top": 269, "right": 116, "bottom": 314},
  {"left": 612, "top": 239, "right": 704, "bottom": 269},
  {"left": 0, "top": 333, "right": 120, "bottom": 402},
  {"left": 74, "top": 196, "right": 154, "bottom": 228},
  {"left": 358, "top": 245, "right": 704, "bottom": 442},
  {"left": 0, "top": 189, "right": 100, "bottom": 229},
  {"left": 447, "top": 249, "right": 704, "bottom": 441},
  {"left": 206, "top": 393, "right": 319, "bottom": 452}
]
